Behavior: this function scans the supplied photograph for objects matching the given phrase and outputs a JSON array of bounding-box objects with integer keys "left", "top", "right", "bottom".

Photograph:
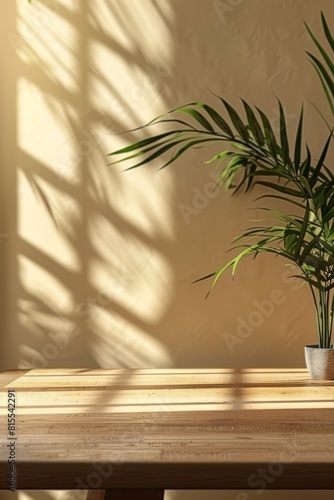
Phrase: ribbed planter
[{"left": 305, "top": 344, "right": 334, "bottom": 380}]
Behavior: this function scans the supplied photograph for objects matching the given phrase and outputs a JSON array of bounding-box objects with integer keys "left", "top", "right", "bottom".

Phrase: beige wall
[{"left": 1, "top": 0, "right": 334, "bottom": 499}]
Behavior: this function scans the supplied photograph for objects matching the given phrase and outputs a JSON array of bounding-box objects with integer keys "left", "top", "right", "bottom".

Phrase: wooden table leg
[{"left": 87, "top": 489, "right": 164, "bottom": 500}]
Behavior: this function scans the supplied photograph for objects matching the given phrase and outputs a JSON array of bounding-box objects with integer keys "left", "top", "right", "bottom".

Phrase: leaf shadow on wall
[{"left": 10, "top": 0, "right": 318, "bottom": 385}]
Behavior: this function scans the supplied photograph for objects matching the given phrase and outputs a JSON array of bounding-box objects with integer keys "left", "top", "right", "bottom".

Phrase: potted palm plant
[{"left": 109, "top": 13, "right": 334, "bottom": 379}]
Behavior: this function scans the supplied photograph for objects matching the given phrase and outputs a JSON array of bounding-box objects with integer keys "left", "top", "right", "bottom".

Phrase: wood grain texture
[
  {"left": 104, "top": 489, "right": 164, "bottom": 500},
  {"left": 1, "top": 368, "right": 334, "bottom": 490},
  {"left": 86, "top": 490, "right": 106, "bottom": 500}
]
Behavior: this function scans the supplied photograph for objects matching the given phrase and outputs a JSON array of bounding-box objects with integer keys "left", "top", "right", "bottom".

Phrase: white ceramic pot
[{"left": 305, "top": 344, "right": 334, "bottom": 380}]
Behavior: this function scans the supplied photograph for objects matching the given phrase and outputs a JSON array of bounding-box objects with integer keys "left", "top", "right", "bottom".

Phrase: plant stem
[
  {"left": 308, "top": 283, "right": 321, "bottom": 344},
  {"left": 329, "top": 291, "right": 334, "bottom": 347},
  {"left": 326, "top": 289, "right": 331, "bottom": 347},
  {"left": 321, "top": 290, "right": 325, "bottom": 347}
]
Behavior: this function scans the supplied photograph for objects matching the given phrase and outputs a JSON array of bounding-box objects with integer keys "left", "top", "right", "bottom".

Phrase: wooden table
[{"left": 1, "top": 368, "right": 334, "bottom": 499}]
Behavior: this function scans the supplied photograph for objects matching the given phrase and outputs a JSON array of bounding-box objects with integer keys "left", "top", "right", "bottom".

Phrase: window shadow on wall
[{"left": 8, "top": 0, "right": 252, "bottom": 378}]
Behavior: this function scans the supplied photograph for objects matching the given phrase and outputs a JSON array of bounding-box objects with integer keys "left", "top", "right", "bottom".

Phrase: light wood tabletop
[{"left": 1, "top": 368, "right": 334, "bottom": 499}]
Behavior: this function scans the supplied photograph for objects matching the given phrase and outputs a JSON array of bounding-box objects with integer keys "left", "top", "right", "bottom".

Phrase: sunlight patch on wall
[
  {"left": 17, "top": 78, "right": 82, "bottom": 184},
  {"left": 89, "top": 0, "right": 173, "bottom": 127},
  {"left": 15, "top": 0, "right": 176, "bottom": 374},
  {"left": 18, "top": 171, "right": 81, "bottom": 272},
  {"left": 17, "top": 255, "right": 79, "bottom": 369},
  {"left": 89, "top": 38, "right": 170, "bottom": 128},
  {"left": 16, "top": 0, "right": 78, "bottom": 92},
  {"left": 89, "top": 310, "right": 173, "bottom": 368},
  {"left": 18, "top": 255, "right": 74, "bottom": 311},
  {"left": 88, "top": 214, "right": 173, "bottom": 322},
  {"left": 90, "top": 0, "right": 173, "bottom": 63}
]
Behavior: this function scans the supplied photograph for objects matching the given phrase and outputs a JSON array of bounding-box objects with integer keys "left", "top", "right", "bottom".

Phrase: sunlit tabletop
[{"left": 1, "top": 368, "right": 334, "bottom": 492}]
